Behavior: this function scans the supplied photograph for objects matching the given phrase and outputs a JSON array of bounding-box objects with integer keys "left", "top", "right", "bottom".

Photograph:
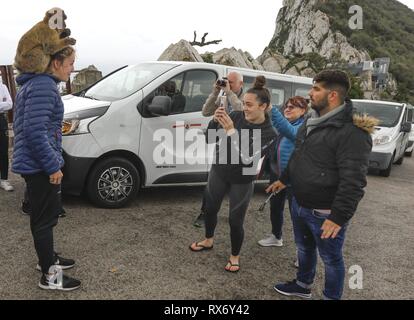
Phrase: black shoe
[
  {"left": 59, "top": 208, "right": 66, "bottom": 218},
  {"left": 39, "top": 268, "right": 81, "bottom": 291},
  {"left": 21, "top": 201, "right": 31, "bottom": 216},
  {"left": 36, "top": 253, "right": 75, "bottom": 271},
  {"left": 274, "top": 280, "right": 312, "bottom": 299},
  {"left": 193, "top": 213, "right": 205, "bottom": 228}
]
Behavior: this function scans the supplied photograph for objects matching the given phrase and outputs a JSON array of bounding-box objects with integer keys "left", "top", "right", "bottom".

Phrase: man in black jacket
[{"left": 267, "top": 70, "right": 377, "bottom": 300}]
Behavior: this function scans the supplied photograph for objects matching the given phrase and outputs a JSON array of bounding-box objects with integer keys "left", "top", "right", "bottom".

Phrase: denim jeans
[{"left": 290, "top": 196, "right": 348, "bottom": 300}]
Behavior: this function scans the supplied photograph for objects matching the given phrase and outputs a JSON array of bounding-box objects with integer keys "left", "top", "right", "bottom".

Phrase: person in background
[
  {"left": 258, "top": 97, "right": 308, "bottom": 254},
  {"left": 0, "top": 78, "right": 14, "bottom": 192}
]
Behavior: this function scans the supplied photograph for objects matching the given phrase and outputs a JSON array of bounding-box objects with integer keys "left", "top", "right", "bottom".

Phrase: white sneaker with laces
[
  {"left": 38, "top": 265, "right": 81, "bottom": 291},
  {"left": 258, "top": 234, "right": 283, "bottom": 247},
  {"left": 0, "top": 180, "right": 14, "bottom": 192}
]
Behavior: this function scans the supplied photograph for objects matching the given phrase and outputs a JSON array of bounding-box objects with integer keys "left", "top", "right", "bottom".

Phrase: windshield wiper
[{"left": 84, "top": 95, "right": 99, "bottom": 101}]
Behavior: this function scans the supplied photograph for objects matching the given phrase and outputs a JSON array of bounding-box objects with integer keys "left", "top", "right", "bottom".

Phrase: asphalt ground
[{"left": 0, "top": 157, "right": 413, "bottom": 300}]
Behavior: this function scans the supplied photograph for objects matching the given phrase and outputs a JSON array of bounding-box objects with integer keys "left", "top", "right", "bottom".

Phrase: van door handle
[{"left": 172, "top": 123, "right": 202, "bottom": 129}]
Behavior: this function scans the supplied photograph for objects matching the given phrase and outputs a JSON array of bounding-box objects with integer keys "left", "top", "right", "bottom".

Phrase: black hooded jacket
[{"left": 280, "top": 100, "right": 376, "bottom": 226}]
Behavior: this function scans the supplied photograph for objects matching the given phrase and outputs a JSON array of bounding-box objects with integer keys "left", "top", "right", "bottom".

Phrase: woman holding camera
[{"left": 190, "top": 76, "right": 277, "bottom": 272}]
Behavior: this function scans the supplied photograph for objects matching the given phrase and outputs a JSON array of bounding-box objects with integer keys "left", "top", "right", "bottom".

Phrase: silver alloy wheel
[{"left": 97, "top": 167, "right": 134, "bottom": 203}]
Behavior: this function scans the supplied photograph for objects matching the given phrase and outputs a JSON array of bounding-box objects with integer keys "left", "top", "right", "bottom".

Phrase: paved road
[{"left": 0, "top": 157, "right": 413, "bottom": 300}]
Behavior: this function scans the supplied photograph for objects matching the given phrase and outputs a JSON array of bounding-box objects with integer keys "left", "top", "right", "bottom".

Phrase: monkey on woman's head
[{"left": 14, "top": 8, "right": 76, "bottom": 74}]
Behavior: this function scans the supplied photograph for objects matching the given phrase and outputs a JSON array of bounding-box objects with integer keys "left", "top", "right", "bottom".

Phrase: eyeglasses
[{"left": 284, "top": 105, "right": 299, "bottom": 110}]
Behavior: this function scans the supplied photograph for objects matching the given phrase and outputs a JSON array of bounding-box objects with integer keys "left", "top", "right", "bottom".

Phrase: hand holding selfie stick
[{"left": 259, "top": 191, "right": 279, "bottom": 212}]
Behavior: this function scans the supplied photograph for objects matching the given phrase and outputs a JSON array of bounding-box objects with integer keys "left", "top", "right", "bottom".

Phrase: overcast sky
[{"left": 1, "top": 0, "right": 413, "bottom": 75}]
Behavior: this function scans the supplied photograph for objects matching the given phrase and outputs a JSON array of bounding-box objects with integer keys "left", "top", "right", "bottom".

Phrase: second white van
[{"left": 352, "top": 99, "right": 412, "bottom": 177}]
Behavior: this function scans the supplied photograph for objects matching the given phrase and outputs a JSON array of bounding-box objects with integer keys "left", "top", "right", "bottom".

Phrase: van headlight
[
  {"left": 62, "top": 106, "right": 109, "bottom": 136},
  {"left": 373, "top": 135, "right": 392, "bottom": 146}
]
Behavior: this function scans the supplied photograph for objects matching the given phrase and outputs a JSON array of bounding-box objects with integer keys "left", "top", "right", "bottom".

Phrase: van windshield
[
  {"left": 84, "top": 63, "right": 177, "bottom": 102},
  {"left": 352, "top": 101, "right": 403, "bottom": 128}
]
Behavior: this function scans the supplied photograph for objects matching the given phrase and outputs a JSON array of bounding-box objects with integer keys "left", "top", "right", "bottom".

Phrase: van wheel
[
  {"left": 379, "top": 155, "right": 394, "bottom": 177},
  {"left": 87, "top": 157, "right": 140, "bottom": 208},
  {"left": 395, "top": 155, "right": 404, "bottom": 165}
]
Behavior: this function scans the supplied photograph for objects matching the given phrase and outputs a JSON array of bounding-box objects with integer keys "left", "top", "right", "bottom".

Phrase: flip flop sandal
[
  {"left": 189, "top": 242, "right": 214, "bottom": 252},
  {"left": 225, "top": 260, "right": 240, "bottom": 273}
]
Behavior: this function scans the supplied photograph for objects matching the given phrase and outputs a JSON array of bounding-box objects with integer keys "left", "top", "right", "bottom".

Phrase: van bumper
[
  {"left": 62, "top": 151, "right": 96, "bottom": 195},
  {"left": 369, "top": 152, "right": 393, "bottom": 170}
]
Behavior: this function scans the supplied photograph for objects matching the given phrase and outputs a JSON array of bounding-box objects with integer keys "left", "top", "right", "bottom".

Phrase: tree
[{"left": 190, "top": 32, "right": 222, "bottom": 47}]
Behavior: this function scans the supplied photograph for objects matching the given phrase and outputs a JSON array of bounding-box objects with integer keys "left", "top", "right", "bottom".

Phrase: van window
[
  {"left": 181, "top": 70, "right": 217, "bottom": 113},
  {"left": 84, "top": 63, "right": 177, "bottom": 101},
  {"left": 407, "top": 107, "right": 413, "bottom": 123},
  {"left": 143, "top": 70, "right": 217, "bottom": 116},
  {"left": 294, "top": 85, "right": 312, "bottom": 98},
  {"left": 242, "top": 76, "right": 291, "bottom": 107},
  {"left": 353, "top": 102, "right": 403, "bottom": 128}
]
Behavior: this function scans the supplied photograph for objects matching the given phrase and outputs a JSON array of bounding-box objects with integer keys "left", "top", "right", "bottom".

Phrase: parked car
[
  {"left": 404, "top": 104, "right": 413, "bottom": 157},
  {"left": 61, "top": 61, "right": 313, "bottom": 208},
  {"left": 352, "top": 100, "right": 412, "bottom": 177}
]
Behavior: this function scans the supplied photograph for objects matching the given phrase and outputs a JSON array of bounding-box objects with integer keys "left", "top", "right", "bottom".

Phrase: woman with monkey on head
[{"left": 12, "top": 8, "right": 80, "bottom": 291}]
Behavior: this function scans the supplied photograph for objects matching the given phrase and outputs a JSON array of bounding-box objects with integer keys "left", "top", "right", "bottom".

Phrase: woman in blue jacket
[
  {"left": 12, "top": 46, "right": 81, "bottom": 291},
  {"left": 258, "top": 96, "right": 308, "bottom": 248}
]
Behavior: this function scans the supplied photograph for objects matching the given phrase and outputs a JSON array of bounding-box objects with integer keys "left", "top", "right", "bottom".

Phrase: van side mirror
[
  {"left": 147, "top": 96, "right": 171, "bottom": 116},
  {"left": 401, "top": 122, "right": 412, "bottom": 133}
]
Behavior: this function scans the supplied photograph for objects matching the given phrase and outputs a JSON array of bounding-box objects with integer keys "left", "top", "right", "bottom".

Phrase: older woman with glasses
[{"left": 258, "top": 96, "right": 308, "bottom": 250}]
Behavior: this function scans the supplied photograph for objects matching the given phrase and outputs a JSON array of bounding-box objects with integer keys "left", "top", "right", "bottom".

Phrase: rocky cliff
[
  {"left": 268, "top": 0, "right": 370, "bottom": 64},
  {"left": 158, "top": 0, "right": 413, "bottom": 102}
]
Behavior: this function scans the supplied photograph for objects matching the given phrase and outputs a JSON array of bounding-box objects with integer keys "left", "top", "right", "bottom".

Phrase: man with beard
[{"left": 267, "top": 70, "right": 378, "bottom": 300}]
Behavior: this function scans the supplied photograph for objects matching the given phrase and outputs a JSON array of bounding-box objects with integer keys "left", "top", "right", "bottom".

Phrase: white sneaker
[
  {"left": 258, "top": 234, "right": 283, "bottom": 247},
  {"left": 38, "top": 265, "right": 81, "bottom": 291},
  {"left": 294, "top": 259, "right": 299, "bottom": 268},
  {"left": 0, "top": 180, "right": 14, "bottom": 192}
]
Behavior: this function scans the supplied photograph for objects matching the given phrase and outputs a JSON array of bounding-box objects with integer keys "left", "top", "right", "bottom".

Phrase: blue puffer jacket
[
  {"left": 271, "top": 106, "right": 305, "bottom": 175},
  {"left": 12, "top": 73, "right": 64, "bottom": 176}
]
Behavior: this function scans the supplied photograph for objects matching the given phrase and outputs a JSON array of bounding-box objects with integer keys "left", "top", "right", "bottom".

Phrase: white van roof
[
  {"left": 352, "top": 99, "right": 404, "bottom": 107},
  {"left": 137, "top": 61, "right": 313, "bottom": 86}
]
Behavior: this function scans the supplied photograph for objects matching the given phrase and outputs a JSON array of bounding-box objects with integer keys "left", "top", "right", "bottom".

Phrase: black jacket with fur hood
[{"left": 280, "top": 100, "right": 378, "bottom": 226}]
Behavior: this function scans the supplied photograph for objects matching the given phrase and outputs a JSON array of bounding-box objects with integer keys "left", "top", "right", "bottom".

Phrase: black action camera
[{"left": 216, "top": 77, "right": 228, "bottom": 87}]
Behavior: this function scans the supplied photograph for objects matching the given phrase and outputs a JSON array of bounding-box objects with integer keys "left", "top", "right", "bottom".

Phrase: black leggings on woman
[
  {"left": 0, "top": 114, "right": 9, "bottom": 180},
  {"left": 204, "top": 167, "right": 254, "bottom": 256}
]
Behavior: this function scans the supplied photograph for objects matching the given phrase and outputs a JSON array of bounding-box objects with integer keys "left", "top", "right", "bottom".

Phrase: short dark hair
[{"left": 313, "top": 70, "right": 351, "bottom": 102}]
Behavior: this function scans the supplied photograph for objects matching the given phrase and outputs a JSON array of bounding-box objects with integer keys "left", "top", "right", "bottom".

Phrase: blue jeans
[{"left": 290, "top": 196, "right": 348, "bottom": 300}]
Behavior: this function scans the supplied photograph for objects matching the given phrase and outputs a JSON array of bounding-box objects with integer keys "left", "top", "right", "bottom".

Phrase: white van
[
  {"left": 61, "top": 61, "right": 313, "bottom": 208},
  {"left": 352, "top": 99, "right": 412, "bottom": 177}
]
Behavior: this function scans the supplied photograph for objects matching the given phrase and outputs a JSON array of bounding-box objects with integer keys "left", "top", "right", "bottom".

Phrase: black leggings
[
  {"left": 269, "top": 171, "right": 292, "bottom": 240},
  {"left": 204, "top": 167, "right": 254, "bottom": 256},
  {"left": 23, "top": 173, "right": 61, "bottom": 274},
  {"left": 0, "top": 114, "right": 9, "bottom": 180}
]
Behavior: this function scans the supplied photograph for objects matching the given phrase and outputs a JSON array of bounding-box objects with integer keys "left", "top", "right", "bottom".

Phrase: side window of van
[
  {"left": 294, "top": 85, "right": 312, "bottom": 99},
  {"left": 143, "top": 70, "right": 217, "bottom": 116},
  {"left": 407, "top": 108, "right": 413, "bottom": 123},
  {"left": 268, "top": 80, "right": 291, "bottom": 106},
  {"left": 242, "top": 76, "right": 291, "bottom": 107},
  {"left": 181, "top": 70, "right": 217, "bottom": 114}
]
